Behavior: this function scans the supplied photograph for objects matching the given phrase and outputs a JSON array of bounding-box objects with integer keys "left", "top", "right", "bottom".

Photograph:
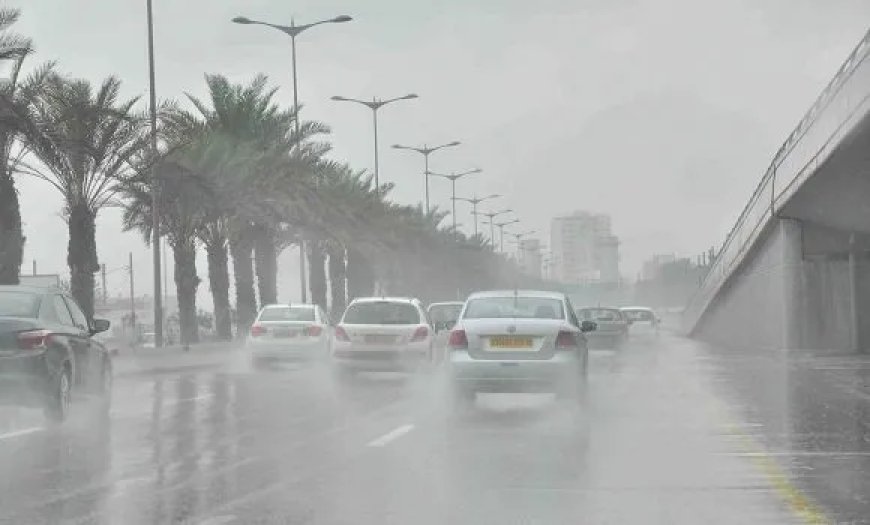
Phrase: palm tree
[
  {"left": 181, "top": 74, "right": 327, "bottom": 335},
  {"left": 21, "top": 74, "right": 146, "bottom": 317},
  {"left": 0, "top": 8, "right": 52, "bottom": 284},
  {"left": 120, "top": 133, "right": 219, "bottom": 345}
]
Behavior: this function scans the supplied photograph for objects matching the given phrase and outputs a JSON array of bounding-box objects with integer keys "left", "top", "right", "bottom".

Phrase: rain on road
[{"left": 0, "top": 334, "right": 867, "bottom": 524}]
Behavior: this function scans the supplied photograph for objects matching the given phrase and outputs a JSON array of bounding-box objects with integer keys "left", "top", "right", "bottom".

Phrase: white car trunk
[{"left": 462, "top": 318, "right": 568, "bottom": 360}]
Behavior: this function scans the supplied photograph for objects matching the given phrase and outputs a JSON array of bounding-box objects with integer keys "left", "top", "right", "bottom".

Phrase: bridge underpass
[{"left": 685, "top": 28, "right": 870, "bottom": 355}]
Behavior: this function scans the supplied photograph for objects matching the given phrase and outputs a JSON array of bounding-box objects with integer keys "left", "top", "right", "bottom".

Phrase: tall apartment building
[
  {"left": 518, "top": 238, "right": 542, "bottom": 278},
  {"left": 550, "top": 211, "right": 620, "bottom": 284}
]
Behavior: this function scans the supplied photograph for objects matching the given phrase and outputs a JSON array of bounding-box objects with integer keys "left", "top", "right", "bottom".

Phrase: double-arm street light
[
  {"left": 426, "top": 168, "right": 482, "bottom": 234},
  {"left": 508, "top": 229, "right": 537, "bottom": 260},
  {"left": 474, "top": 208, "right": 512, "bottom": 249},
  {"left": 391, "top": 141, "right": 460, "bottom": 214},
  {"left": 495, "top": 218, "right": 521, "bottom": 252},
  {"left": 331, "top": 94, "right": 419, "bottom": 194},
  {"left": 233, "top": 13, "right": 352, "bottom": 303},
  {"left": 453, "top": 194, "right": 501, "bottom": 237}
]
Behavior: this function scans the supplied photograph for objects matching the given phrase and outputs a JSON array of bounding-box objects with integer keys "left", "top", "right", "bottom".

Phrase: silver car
[
  {"left": 446, "top": 290, "right": 595, "bottom": 410},
  {"left": 247, "top": 304, "right": 333, "bottom": 363}
]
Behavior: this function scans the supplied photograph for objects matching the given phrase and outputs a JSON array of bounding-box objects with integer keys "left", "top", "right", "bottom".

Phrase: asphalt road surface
[{"left": 0, "top": 334, "right": 868, "bottom": 524}]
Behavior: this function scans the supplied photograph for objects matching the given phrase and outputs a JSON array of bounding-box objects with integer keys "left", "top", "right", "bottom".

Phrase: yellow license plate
[{"left": 489, "top": 336, "right": 533, "bottom": 349}]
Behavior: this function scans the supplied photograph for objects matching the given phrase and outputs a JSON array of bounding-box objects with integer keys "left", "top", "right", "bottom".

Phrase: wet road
[{"left": 0, "top": 335, "right": 868, "bottom": 524}]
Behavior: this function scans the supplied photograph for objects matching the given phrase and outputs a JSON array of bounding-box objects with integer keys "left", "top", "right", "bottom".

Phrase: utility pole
[
  {"left": 128, "top": 252, "right": 136, "bottom": 335},
  {"left": 31, "top": 260, "right": 36, "bottom": 276},
  {"left": 101, "top": 264, "right": 108, "bottom": 305}
]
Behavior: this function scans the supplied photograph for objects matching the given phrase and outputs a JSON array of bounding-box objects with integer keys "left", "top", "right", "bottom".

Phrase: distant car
[
  {"left": 0, "top": 285, "right": 113, "bottom": 423},
  {"left": 620, "top": 307, "right": 660, "bottom": 338},
  {"left": 427, "top": 301, "right": 464, "bottom": 362},
  {"left": 576, "top": 307, "right": 629, "bottom": 348},
  {"left": 446, "top": 290, "right": 595, "bottom": 412},
  {"left": 332, "top": 297, "right": 434, "bottom": 376},
  {"left": 247, "top": 304, "right": 333, "bottom": 364},
  {"left": 427, "top": 301, "right": 464, "bottom": 333},
  {"left": 140, "top": 332, "right": 156, "bottom": 349}
]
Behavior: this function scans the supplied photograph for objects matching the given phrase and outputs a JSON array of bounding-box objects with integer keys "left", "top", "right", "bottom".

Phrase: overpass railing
[{"left": 683, "top": 27, "right": 870, "bottom": 333}]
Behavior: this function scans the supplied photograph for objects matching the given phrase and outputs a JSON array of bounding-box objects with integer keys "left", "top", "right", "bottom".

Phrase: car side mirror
[
  {"left": 580, "top": 320, "right": 597, "bottom": 333},
  {"left": 91, "top": 318, "right": 110, "bottom": 335}
]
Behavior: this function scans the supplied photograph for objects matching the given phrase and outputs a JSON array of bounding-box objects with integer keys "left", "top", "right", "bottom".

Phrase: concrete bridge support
[{"left": 694, "top": 218, "right": 868, "bottom": 354}]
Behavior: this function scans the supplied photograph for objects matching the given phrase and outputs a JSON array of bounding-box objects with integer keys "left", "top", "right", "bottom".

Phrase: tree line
[{"left": 0, "top": 7, "right": 541, "bottom": 342}]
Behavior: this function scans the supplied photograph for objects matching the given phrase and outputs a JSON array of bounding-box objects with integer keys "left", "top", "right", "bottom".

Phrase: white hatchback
[
  {"left": 332, "top": 297, "right": 434, "bottom": 374},
  {"left": 247, "top": 304, "right": 333, "bottom": 363}
]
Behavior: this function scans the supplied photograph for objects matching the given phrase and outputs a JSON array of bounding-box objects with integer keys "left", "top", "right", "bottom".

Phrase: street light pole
[
  {"left": 452, "top": 194, "right": 501, "bottom": 238},
  {"left": 480, "top": 209, "right": 512, "bottom": 249},
  {"left": 233, "top": 13, "right": 353, "bottom": 304},
  {"left": 146, "top": 0, "right": 163, "bottom": 348},
  {"left": 392, "top": 141, "right": 461, "bottom": 214},
  {"left": 495, "top": 218, "right": 520, "bottom": 253},
  {"left": 427, "top": 168, "right": 482, "bottom": 235},
  {"left": 331, "top": 94, "right": 419, "bottom": 194}
]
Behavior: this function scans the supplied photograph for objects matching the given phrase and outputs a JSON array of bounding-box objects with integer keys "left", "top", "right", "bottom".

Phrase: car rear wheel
[{"left": 44, "top": 367, "right": 72, "bottom": 424}]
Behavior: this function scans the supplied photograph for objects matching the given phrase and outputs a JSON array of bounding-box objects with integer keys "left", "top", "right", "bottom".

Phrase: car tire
[{"left": 44, "top": 366, "right": 72, "bottom": 424}]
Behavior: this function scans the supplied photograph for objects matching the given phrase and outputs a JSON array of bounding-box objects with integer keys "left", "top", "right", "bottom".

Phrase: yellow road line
[{"left": 716, "top": 407, "right": 830, "bottom": 524}]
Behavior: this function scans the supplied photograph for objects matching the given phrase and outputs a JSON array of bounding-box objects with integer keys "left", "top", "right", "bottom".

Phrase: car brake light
[
  {"left": 448, "top": 329, "right": 468, "bottom": 349},
  {"left": 307, "top": 325, "right": 323, "bottom": 337},
  {"left": 250, "top": 324, "right": 266, "bottom": 337},
  {"left": 556, "top": 330, "right": 578, "bottom": 349},
  {"left": 410, "top": 326, "right": 428, "bottom": 342},
  {"left": 335, "top": 326, "right": 350, "bottom": 342},
  {"left": 17, "top": 330, "right": 53, "bottom": 350}
]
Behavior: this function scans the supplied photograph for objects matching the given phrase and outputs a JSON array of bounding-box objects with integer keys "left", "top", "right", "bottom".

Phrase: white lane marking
[
  {"left": 366, "top": 424, "right": 415, "bottom": 447},
  {"left": 720, "top": 451, "right": 870, "bottom": 457},
  {"left": 0, "top": 426, "right": 44, "bottom": 441}
]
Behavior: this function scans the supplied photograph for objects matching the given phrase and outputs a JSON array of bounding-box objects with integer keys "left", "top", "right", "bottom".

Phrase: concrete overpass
[{"left": 684, "top": 27, "right": 870, "bottom": 353}]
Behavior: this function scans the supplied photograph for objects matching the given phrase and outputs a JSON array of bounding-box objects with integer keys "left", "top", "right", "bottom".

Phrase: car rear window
[
  {"left": 578, "top": 308, "right": 624, "bottom": 322},
  {"left": 623, "top": 309, "right": 654, "bottom": 321},
  {"left": 428, "top": 304, "right": 463, "bottom": 323},
  {"left": 343, "top": 302, "right": 420, "bottom": 325},
  {"left": 258, "top": 306, "right": 316, "bottom": 322},
  {"left": 0, "top": 291, "right": 40, "bottom": 318},
  {"left": 463, "top": 297, "right": 565, "bottom": 320}
]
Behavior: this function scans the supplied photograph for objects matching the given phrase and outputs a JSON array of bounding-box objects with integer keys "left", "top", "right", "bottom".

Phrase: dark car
[
  {"left": 576, "top": 307, "right": 630, "bottom": 348},
  {"left": 0, "top": 285, "right": 113, "bottom": 423}
]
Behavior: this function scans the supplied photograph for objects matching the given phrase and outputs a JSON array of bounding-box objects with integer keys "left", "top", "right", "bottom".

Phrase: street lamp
[
  {"left": 508, "top": 229, "right": 537, "bottom": 261},
  {"left": 146, "top": 0, "right": 163, "bottom": 347},
  {"left": 427, "top": 168, "right": 482, "bottom": 234},
  {"left": 495, "top": 218, "right": 520, "bottom": 252},
  {"left": 392, "top": 141, "right": 460, "bottom": 214},
  {"left": 331, "top": 94, "right": 419, "bottom": 194},
  {"left": 452, "top": 194, "right": 501, "bottom": 237},
  {"left": 233, "top": 13, "right": 352, "bottom": 304},
  {"left": 474, "top": 209, "right": 513, "bottom": 249}
]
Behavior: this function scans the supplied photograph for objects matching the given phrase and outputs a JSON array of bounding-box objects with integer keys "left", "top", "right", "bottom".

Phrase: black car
[{"left": 0, "top": 285, "right": 113, "bottom": 423}]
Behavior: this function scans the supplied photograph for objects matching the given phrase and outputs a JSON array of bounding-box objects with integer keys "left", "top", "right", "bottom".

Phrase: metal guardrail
[{"left": 683, "top": 27, "right": 870, "bottom": 333}]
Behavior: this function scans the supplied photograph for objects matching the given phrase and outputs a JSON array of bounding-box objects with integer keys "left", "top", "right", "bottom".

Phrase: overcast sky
[{"left": 12, "top": 0, "right": 870, "bottom": 307}]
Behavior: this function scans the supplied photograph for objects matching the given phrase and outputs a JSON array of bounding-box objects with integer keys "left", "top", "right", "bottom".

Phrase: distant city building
[
  {"left": 519, "top": 238, "right": 542, "bottom": 278},
  {"left": 550, "top": 211, "right": 620, "bottom": 284},
  {"left": 640, "top": 253, "right": 677, "bottom": 281}
]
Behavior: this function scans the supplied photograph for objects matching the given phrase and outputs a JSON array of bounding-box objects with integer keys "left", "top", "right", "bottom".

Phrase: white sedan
[
  {"left": 247, "top": 304, "right": 333, "bottom": 363},
  {"left": 332, "top": 297, "right": 434, "bottom": 376}
]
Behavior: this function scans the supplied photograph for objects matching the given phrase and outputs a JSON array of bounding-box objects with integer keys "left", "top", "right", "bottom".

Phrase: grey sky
[{"left": 12, "top": 0, "right": 870, "bottom": 306}]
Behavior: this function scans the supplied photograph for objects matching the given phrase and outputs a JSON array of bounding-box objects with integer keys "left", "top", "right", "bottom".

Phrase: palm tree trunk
[
  {"left": 327, "top": 243, "right": 346, "bottom": 318},
  {"left": 205, "top": 240, "right": 232, "bottom": 341},
  {"left": 0, "top": 167, "right": 24, "bottom": 285},
  {"left": 173, "top": 238, "right": 200, "bottom": 345},
  {"left": 308, "top": 241, "right": 327, "bottom": 310},
  {"left": 346, "top": 247, "right": 374, "bottom": 301},
  {"left": 67, "top": 203, "right": 99, "bottom": 318},
  {"left": 254, "top": 225, "right": 278, "bottom": 305},
  {"left": 230, "top": 232, "right": 257, "bottom": 337}
]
